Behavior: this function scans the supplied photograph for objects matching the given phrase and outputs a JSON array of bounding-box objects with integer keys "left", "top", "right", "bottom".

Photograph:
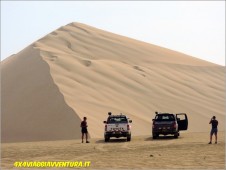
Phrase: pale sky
[{"left": 1, "top": 1, "right": 225, "bottom": 65}]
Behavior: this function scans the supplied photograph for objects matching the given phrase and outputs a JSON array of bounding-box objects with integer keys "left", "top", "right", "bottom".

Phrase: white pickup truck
[{"left": 103, "top": 112, "right": 132, "bottom": 142}]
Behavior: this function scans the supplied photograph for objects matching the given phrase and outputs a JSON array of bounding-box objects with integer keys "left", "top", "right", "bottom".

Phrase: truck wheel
[
  {"left": 127, "top": 135, "right": 131, "bottom": 142},
  {"left": 152, "top": 133, "right": 158, "bottom": 139},
  {"left": 105, "top": 136, "right": 110, "bottom": 142},
  {"left": 174, "top": 132, "right": 179, "bottom": 138}
]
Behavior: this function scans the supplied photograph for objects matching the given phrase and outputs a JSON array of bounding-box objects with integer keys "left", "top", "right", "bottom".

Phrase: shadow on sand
[
  {"left": 96, "top": 138, "right": 128, "bottom": 143},
  {"left": 145, "top": 135, "right": 183, "bottom": 141}
]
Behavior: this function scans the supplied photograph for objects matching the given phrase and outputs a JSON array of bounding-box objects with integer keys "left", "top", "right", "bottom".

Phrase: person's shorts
[
  {"left": 81, "top": 128, "right": 88, "bottom": 134},
  {"left": 210, "top": 128, "right": 218, "bottom": 135}
]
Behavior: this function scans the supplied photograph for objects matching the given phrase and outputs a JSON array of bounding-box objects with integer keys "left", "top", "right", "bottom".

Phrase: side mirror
[
  {"left": 129, "top": 120, "right": 132, "bottom": 123},
  {"left": 103, "top": 121, "right": 107, "bottom": 124}
]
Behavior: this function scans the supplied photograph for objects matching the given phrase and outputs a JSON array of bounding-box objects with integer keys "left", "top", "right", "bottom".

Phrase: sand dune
[
  {"left": 1, "top": 22, "right": 225, "bottom": 142},
  {"left": 1, "top": 45, "right": 81, "bottom": 142}
]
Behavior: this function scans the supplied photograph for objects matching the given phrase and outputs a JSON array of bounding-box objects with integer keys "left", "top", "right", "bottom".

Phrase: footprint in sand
[{"left": 81, "top": 60, "right": 92, "bottom": 67}]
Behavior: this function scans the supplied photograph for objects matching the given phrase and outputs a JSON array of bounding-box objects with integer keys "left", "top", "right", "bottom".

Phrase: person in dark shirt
[
  {"left": 81, "top": 117, "right": 89, "bottom": 143},
  {"left": 209, "top": 116, "right": 218, "bottom": 144}
]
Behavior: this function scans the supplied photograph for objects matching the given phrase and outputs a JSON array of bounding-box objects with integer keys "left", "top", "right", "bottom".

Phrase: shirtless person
[{"left": 81, "top": 117, "right": 90, "bottom": 143}]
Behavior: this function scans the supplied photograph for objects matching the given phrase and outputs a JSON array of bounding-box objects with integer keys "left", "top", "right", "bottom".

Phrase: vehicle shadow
[
  {"left": 145, "top": 135, "right": 180, "bottom": 141},
  {"left": 96, "top": 138, "right": 127, "bottom": 143}
]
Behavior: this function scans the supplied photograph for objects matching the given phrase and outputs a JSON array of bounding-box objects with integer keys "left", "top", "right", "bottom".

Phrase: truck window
[
  {"left": 155, "top": 114, "right": 175, "bottom": 121},
  {"left": 107, "top": 117, "right": 128, "bottom": 124}
]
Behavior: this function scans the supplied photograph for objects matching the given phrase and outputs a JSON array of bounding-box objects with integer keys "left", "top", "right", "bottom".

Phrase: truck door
[{"left": 176, "top": 113, "right": 188, "bottom": 131}]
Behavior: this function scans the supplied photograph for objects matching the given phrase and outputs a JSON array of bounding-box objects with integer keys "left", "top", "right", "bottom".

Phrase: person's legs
[
  {"left": 82, "top": 133, "right": 84, "bottom": 143},
  {"left": 209, "top": 130, "right": 213, "bottom": 144},
  {"left": 209, "top": 135, "right": 212, "bottom": 144},
  {"left": 85, "top": 133, "right": 90, "bottom": 143},
  {"left": 85, "top": 133, "right": 88, "bottom": 142},
  {"left": 215, "top": 131, "right": 218, "bottom": 144}
]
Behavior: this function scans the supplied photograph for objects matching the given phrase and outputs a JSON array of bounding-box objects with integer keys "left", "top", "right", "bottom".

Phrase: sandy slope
[
  {"left": 1, "top": 132, "right": 225, "bottom": 169},
  {"left": 1, "top": 22, "right": 225, "bottom": 142},
  {"left": 1, "top": 46, "right": 81, "bottom": 142}
]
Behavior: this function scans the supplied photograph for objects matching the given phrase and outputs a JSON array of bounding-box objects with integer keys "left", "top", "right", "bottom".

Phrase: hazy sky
[{"left": 1, "top": 1, "right": 225, "bottom": 65}]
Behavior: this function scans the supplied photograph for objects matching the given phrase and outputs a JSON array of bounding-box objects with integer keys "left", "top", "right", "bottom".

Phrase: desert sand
[
  {"left": 1, "top": 132, "right": 225, "bottom": 169},
  {"left": 1, "top": 22, "right": 225, "bottom": 143}
]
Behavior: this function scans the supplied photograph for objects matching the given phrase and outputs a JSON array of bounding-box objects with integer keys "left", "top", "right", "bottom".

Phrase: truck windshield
[
  {"left": 107, "top": 117, "right": 128, "bottom": 124},
  {"left": 155, "top": 114, "right": 175, "bottom": 121}
]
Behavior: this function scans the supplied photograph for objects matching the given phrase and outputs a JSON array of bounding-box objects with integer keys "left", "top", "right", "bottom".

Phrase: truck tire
[
  {"left": 105, "top": 136, "right": 110, "bottom": 142},
  {"left": 174, "top": 132, "right": 179, "bottom": 138},
  {"left": 152, "top": 133, "right": 158, "bottom": 139},
  {"left": 127, "top": 135, "right": 131, "bottom": 142}
]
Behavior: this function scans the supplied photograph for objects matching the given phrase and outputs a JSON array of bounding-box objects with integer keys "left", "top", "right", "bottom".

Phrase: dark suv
[{"left": 152, "top": 112, "right": 188, "bottom": 139}]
